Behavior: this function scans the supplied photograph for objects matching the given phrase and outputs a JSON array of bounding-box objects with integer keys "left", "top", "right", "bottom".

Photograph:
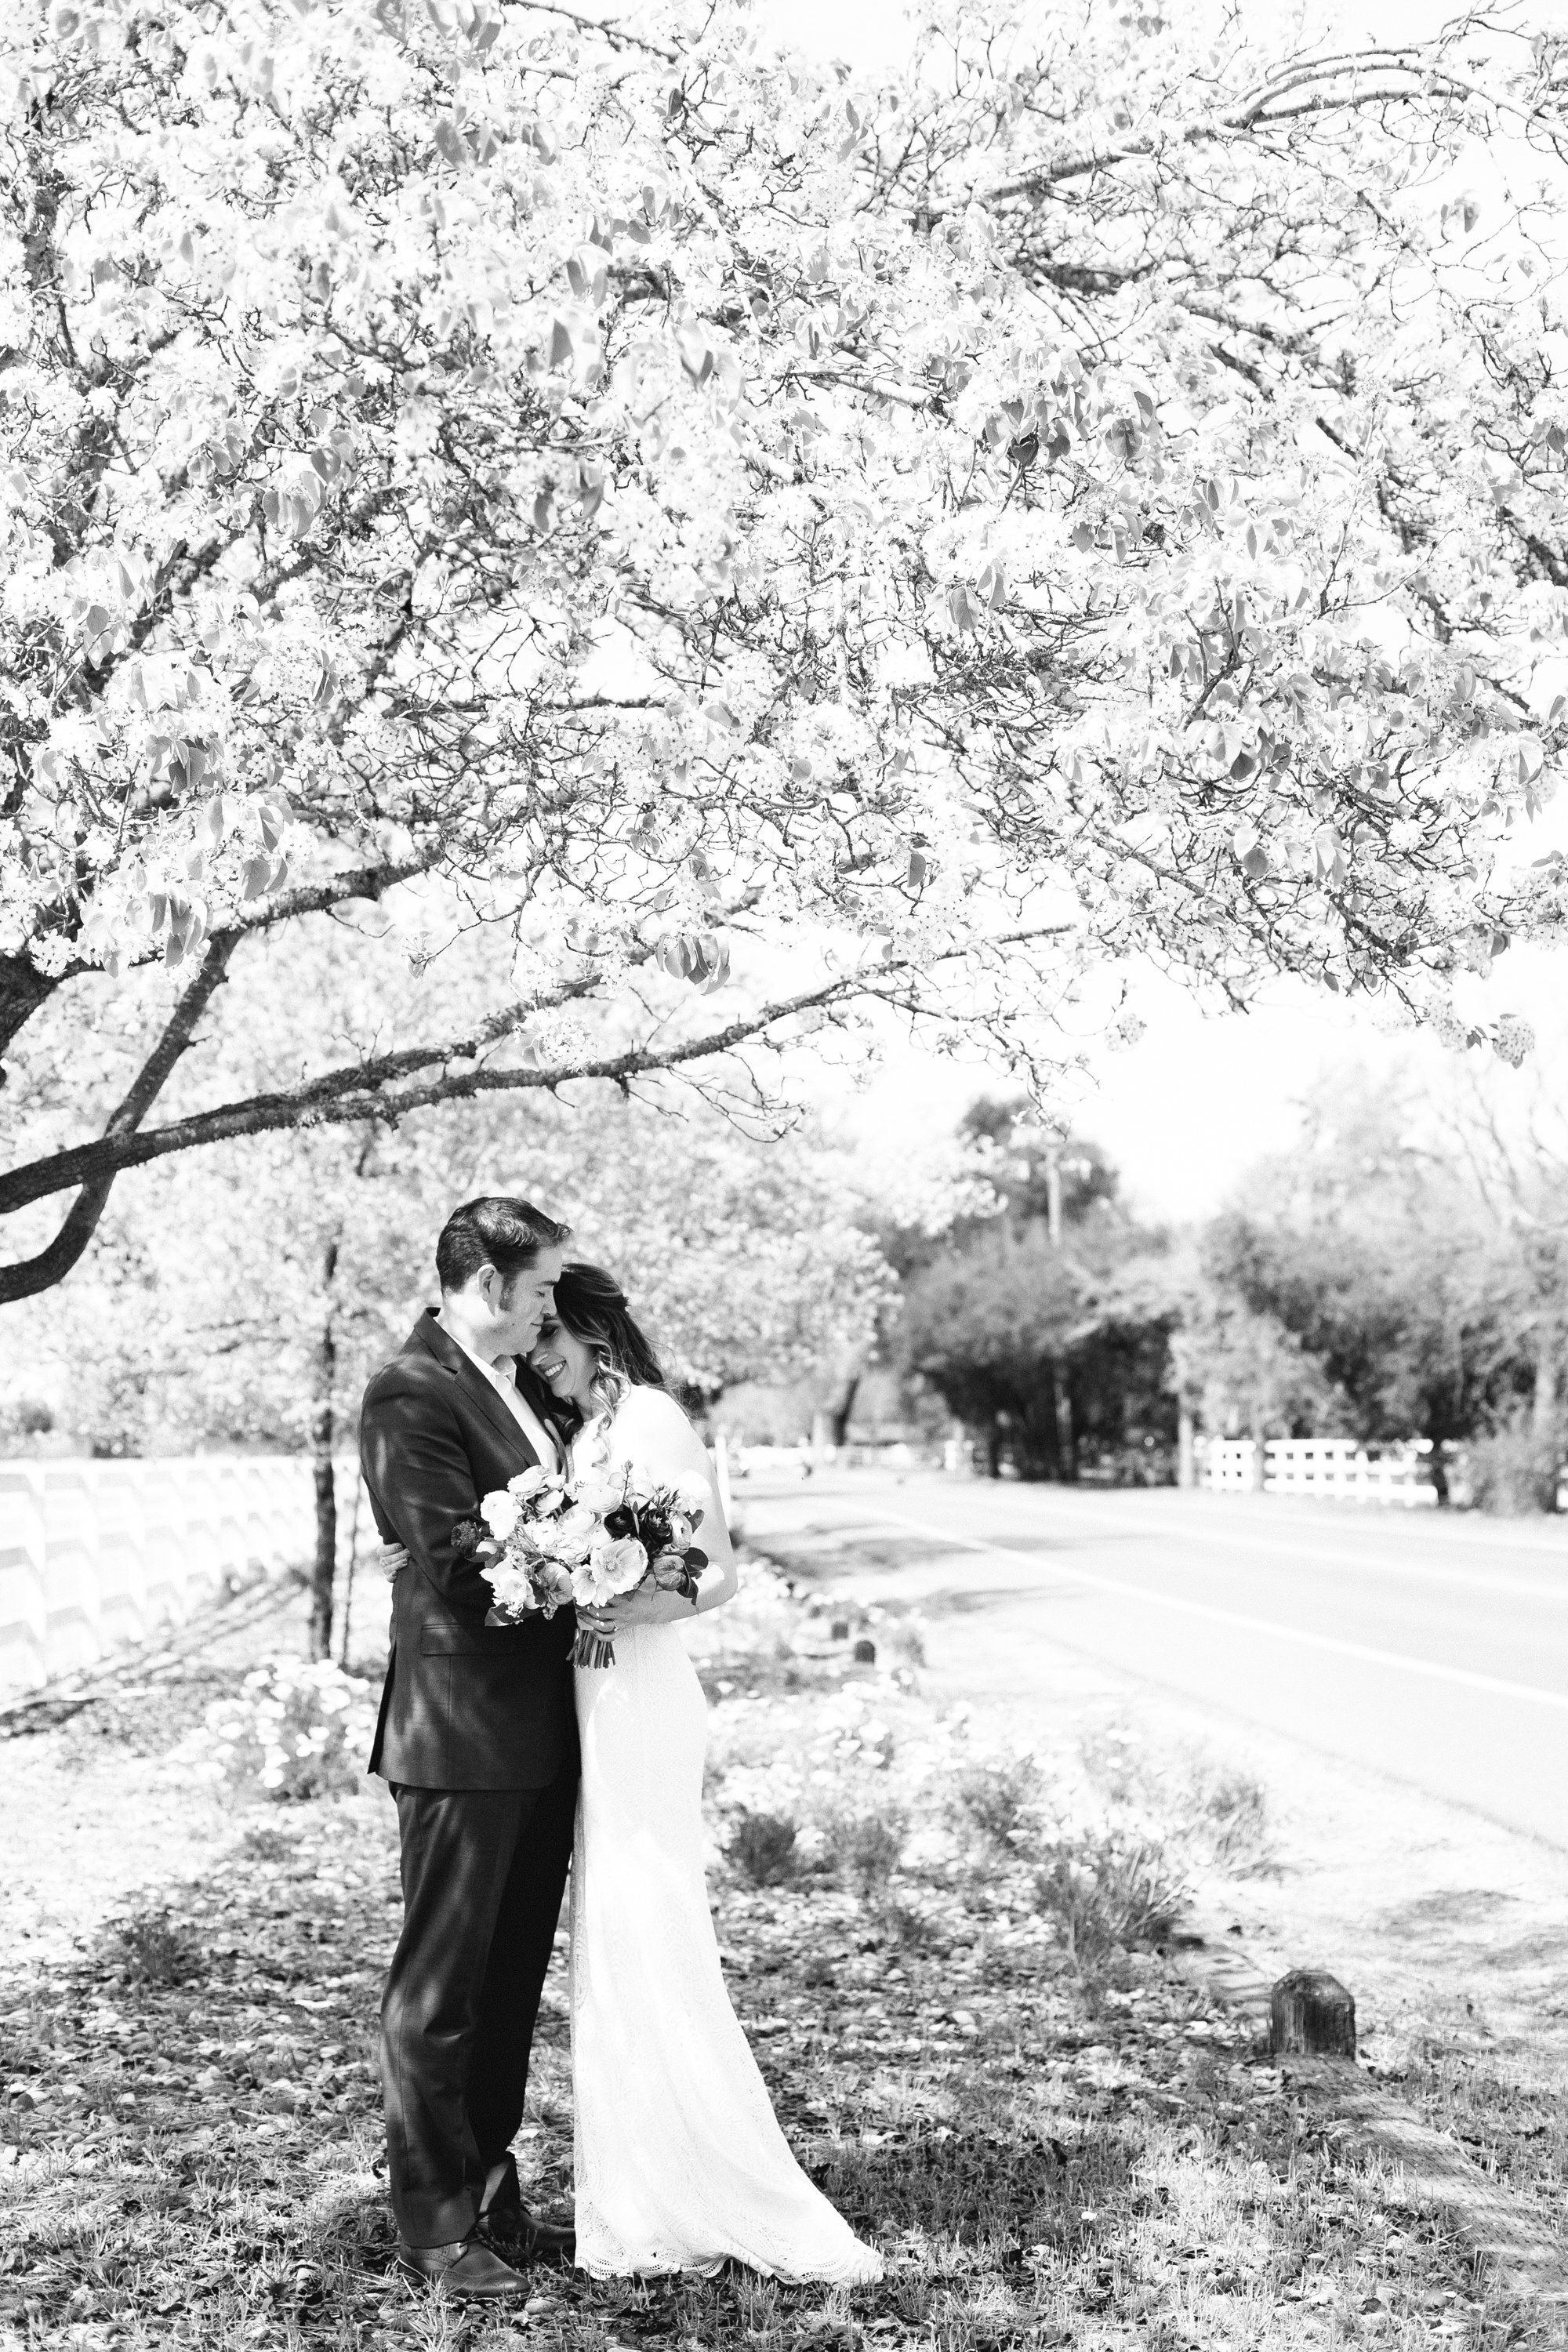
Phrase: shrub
[
  {"left": 951, "top": 1755, "right": 1043, "bottom": 1852},
  {"left": 824, "top": 1807, "right": 906, "bottom": 1897},
  {"left": 109, "top": 1907, "right": 203, "bottom": 1990},
  {"left": 201, "top": 1657, "right": 377, "bottom": 1799},
  {"left": 1465, "top": 1424, "right": 1562, "bottom": 1515},
  {"left": 1032, "top": 1828, "right": 1187, "bottom": 1965},
  {"left": 729, "top": 1810, "right": 798, "bottom": 1886},
  {"left": 1196, "top": 1766, "right": 1270, "bottom": 1869},
  {"left": 1080, "top": 1728, "right": 1272, "bottom": 1875}
]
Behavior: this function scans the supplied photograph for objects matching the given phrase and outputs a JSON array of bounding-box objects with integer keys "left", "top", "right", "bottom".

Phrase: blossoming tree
[{"left": 4, "top": 0, "right": 1567, "bottom": 1301}]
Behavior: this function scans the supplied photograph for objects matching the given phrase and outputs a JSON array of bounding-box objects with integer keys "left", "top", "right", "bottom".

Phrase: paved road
[{"left": 740, "top": 1470, "right": 1568, "bottom": 1850}]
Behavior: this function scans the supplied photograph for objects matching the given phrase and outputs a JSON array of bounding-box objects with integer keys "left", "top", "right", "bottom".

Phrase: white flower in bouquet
[
  {"left": 576, "top": 1466, "right": 630, "bottom": 1516},
  {"left": 550, "top": 1502, "right": 599, "bottom": 1563},
  {"left": 508, "top": 1465, "right": 553, "bottom": 1500},
  {"left": 481, "top": 1490, "right": 521, "bottom": 1540},
  {"left": 535, "top": 1559, "right": 577, "bottom": 1610},
  {"left": 487, "top": 1563, "right": 540, "bottom": 1618},
  {"left": 574, "top": 1533, "right": 648, "bottom": 1607},
  {"left": 671, "top": 1473, "right": 710, "bottom": 1517}
]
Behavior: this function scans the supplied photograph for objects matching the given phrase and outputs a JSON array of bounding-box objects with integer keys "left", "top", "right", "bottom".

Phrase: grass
[{"left": 0, "top": 1564, "right": 1554, "bottom": 2350}]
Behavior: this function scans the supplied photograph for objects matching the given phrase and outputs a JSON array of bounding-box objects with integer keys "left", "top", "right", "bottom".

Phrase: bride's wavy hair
[{"left": 550, "top": 1261, "right": 666, "bottom": 1424}]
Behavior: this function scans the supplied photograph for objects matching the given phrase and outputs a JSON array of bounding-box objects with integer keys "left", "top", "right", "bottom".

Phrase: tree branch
[
  {"left": 0, "top": 933, "right": 239, "bottom": 1304},
  {"left": 0, "top": 927, "right": 1073, "bottom": 1236}
]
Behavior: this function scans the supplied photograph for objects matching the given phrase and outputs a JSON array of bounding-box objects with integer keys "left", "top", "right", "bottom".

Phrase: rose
[
  {"left": 508, "top": 1465, "right": 552, "bottom": 1500},
  {"left": 536, "top": 1559, "right": 576, "bottom": 1609},
  {"left": 487, "top": 1563, "right": 540, "bottom": 1616},
  {"left": 575, "top": 1467, "right": 629, "bottom": 1516},
  {"left": 649, "top": 1552, "right": 694, "bottom": 1592},
  {"left": 547, "top": 1503, "right": 598, "bottom": 1563},
  {"left": 480, "top": 1490, "right": 520, "bottom": 1540},
  {"left": 664, "top": 1513, "right": 694, "bottom": 1555}
]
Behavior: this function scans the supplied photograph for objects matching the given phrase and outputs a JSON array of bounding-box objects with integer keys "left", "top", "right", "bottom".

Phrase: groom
[{"left": 360, "top": 1195, "right": 579, "bottom": 2302}]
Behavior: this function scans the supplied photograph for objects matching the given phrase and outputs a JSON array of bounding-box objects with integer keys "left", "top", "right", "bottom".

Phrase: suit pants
[{"left": 381, "top": 1758, "right": 577, "bottom": 2247}]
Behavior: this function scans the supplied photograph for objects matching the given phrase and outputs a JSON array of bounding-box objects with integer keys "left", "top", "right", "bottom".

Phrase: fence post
[
  {"left": 94, "top": 1460, "right": 148, "bottom": 1653},
  {"left": 42, "top": 1461, "right": 102, "bottom": 1678},
  {"left": 140, "top": 1459, "right": 181, "bottom": 1628},
  {"left": 0, "top": 1465, "right": 47, "bottom": 1693}
]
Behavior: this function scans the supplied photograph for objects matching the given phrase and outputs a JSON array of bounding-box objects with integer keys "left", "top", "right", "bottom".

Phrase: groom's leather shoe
[
  {"left": 394, "top": 2237, "right": 528, "bottom": 2299},
  {"left": 477, "top": 2154, "right": 576, "bottom": 2263}
]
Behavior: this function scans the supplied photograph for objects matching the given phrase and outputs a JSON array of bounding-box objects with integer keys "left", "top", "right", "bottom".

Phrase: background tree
[
  {"left": 5, "top": 0, "right": 1567, "bottom": 1308},
  {"left": 898, "top": 1101, "right": 1178, "bottom": 1480}
]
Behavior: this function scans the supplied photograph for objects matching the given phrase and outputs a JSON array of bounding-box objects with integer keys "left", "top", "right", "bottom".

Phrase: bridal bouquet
[
  {"left": 568, "top": 1459, "right": 713, "bottom": 1669},
  {"left": 470, "top": 1465, "right": 607, "bottom": 1627},
  {"left": 470, "top": 1457, "right": 710, "bottom": 1664}
]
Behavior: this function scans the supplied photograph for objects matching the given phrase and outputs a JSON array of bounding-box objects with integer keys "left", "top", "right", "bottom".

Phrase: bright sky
[{"left": 753, "top": 0, "right": 1568, "bottom": 1221}]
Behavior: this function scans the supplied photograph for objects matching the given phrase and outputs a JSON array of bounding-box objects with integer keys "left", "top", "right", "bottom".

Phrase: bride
[{"left": 529, "top": 1261, "right": 882, "bottom": 2285}]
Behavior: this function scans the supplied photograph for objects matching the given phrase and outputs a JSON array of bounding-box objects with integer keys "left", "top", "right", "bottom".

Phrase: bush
[
  {"left": 109, "top": 1907, "right": 203, "bottom": 1990},
  {"left": 951, "top": 1755, "right": 1043, "bottom": 1852},
  {"left": 1080, "top": 1728, "right": 1272, "bottom": 1876},
  {"left": 1032, "top": 1828, "right": 1187, "bottom": 1966},
  {"left": 1465, "top": 1424, "right": 1562, "bottom": 1515},
  {"left": 201, "top": 1657, "right": 377, "bottom": 1799},
  {"left": 824, "top": 1807, "right": 906, "bottom": 1897},
  {"left": 729, "top": 1811, "right": 798, "bottom": 1886}
]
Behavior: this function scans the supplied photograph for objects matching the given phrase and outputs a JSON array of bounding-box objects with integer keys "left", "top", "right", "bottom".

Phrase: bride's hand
[{"left": 371, "top": 1541, "right": 410, "bottom": 1581}]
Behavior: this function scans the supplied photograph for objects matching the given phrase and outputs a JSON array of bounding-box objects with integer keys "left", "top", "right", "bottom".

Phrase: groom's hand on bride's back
[{"left": 372, "top": 1541, "right": 410, "bottom": 1581}]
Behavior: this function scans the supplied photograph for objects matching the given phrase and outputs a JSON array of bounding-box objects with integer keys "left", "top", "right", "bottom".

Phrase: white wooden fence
[
  {"left": 1207, "top": 1437, "right": 1442, "bottom": 1508},
  {"left": 0, "top": 1454, "right": 323, "bottom": 1698}
]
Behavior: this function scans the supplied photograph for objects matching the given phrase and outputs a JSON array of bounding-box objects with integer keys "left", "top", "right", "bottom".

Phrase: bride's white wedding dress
[{"left": 568, "top": 1384, "right": 881, "bottom": 2283}]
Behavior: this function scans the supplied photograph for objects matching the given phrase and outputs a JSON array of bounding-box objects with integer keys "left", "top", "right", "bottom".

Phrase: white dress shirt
[{"left": 439, "top": 1317, "right": 561, "bottom": 1471}]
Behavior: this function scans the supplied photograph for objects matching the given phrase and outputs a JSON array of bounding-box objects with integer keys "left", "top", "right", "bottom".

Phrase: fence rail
[
  {"left": 1207, "top": 1438, "right": 1441, "bottom": 1508},
  {"left": 0, "top": 1454, "right": 343, "bottom": 1697}
]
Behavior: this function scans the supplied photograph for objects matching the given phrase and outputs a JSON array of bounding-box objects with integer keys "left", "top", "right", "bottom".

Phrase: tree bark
[
  {"left": 307, "top": 1235, "right": 342, "bottom": 1663},
  {"left": 1054, "top": 1371, "right": 1077, "bottom": 1483},
  {"left": 1532, "top": 1335, "right": 1558, "bottom": 1443},
  {"left": 1177, "top": 1403, "right": 1197, "bottom": 1490},
  {"left": 827, "top": 1370, "right": 861, "bottom": 1449},
  {"left": 0, "top": 933, "right": 238, "bottom": 1303}
]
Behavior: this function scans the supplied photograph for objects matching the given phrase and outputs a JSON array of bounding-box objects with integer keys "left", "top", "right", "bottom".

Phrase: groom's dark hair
[{"left": 436, "top": 1196, "right": 571, "bottom": 1296}]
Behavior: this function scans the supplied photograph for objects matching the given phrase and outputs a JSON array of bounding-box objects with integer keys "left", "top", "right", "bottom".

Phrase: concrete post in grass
[{"left": 1269, "top": 1969, "right": 1356, "bottom": 2059}]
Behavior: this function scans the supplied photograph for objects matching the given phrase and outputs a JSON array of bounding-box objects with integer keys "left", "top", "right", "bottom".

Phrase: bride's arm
[{"left": 604, "top": 1388, "right": 738, "bottom": 1627}]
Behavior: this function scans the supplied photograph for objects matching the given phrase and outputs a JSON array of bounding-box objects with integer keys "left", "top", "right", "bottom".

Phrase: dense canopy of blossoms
[{"left": 3, "top": 0, "right": 1568, "bottom": 1293}]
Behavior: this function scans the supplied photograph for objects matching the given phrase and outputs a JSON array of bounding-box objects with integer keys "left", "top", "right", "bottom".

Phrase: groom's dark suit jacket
[{"left": 360, "top": 1309, "right": 577, "bottom": 1790}]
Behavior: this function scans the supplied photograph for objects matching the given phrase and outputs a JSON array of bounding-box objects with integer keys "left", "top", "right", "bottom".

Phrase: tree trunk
[
  {"left": 1532, "top": 1336, "right": 1558, "bottom": 1442},
  {"left": 827, "top": 1370, "right": 861, "bottom": 1449},
  {"left": 1054, "top": 1373, "right": 1076, "bottom": 1483},
  {"left": 985, "top": 1423, "right": 1004, "bottom": 1478},
  {"left": 1178, "top": 1403, "right": 1196, "bottom": 1490},
  {"left": 307, "top": 1235, "right": 341, "bottom": 1662}
]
